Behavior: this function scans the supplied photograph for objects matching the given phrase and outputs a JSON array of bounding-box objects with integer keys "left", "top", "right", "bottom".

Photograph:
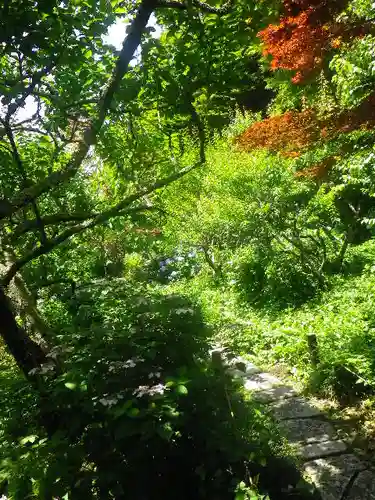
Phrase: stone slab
[
  {"left": 226, "top": 356, "right": 261, "bottom": 373},
  {"left": 226, "top": 357, "right": 247, "bottom": 371},
  {"left": 252, "top": 385, "right": 297, "bottom": 403},
  {"left": 299, "top": 440, "right": 347, "bottom": 460},
  {"left": 346, "top": 470, "right": 375, "bottom": 499},
  {"left": 244, "top": 372, "right": 283, "bottom": 392},
  {"left": 270, "top": 397, "right": 322, "bottom": 420},
  {"left": 280, "top": 418, "right": 337, "bottom": 444},
  {"left": 228, "top": 368, "right": 248, "bottom": 378},
  {"left": 245, "top": 361, "right": 261, "bottom": 375},
  {"left": 303, "top": 454, "right": 365, "bottom": 500}
]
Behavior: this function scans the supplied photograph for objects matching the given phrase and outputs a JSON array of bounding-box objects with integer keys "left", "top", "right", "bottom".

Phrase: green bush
[
  {"left": 237, "top": 248, "right": 322, "bottom": 309},
  {"left": 0, "top": 283, "right": 300, "bottom": 499}
]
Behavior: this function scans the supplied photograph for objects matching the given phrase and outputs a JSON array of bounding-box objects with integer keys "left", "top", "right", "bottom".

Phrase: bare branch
[
  {"left": 12, "top": 204, "right": 166, "bottom": 240},
  {"left": 12, "top": 116, "right": 40, "bottom": 128}
]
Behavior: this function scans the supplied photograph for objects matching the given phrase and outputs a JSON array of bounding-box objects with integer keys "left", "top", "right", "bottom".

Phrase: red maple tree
[
  {"left": 236, "top": 109, "right": 319, "bottom": 153},
  {"left": 237, "top": 93, "right": 375, "bottom": 156},
  {"left": 258, "top": 0, "right": 350, "bottom": 83},
  {"left": 258, "top": 11, "right": 327, "bottom": 83}
]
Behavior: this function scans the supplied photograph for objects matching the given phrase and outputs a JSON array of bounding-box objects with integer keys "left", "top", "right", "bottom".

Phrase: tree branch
[
  {"left": 12, "top": 204, "right": 164, "bottom": 240},
  {"left": 5, "top": 62, "right": 55, "bottom": 122},
  {"left": 2, "top": 160, "right": 202, "bottom": 286},
  {"left": 1, "top": 119, "right": 47, "bottom": 245},
  {"left": 31, "top": 278, "right": 76, "bottom": 291},
  {"left": 157, "top": 0, "right": 234, "bottom": 14},
  {"left": 12, "top": 126, "right": 50, "bottom": 137},
  {"left": 187, "top": 98, "right": 205, "bottom": 163},
  {"left": 0, "top": 0, "right": 221, "bottom": 221},
  {"left": 0, "top": 0, "right": 156, "bottom": 220},
  {"left": 12, "top": 212, "right": 100, "bottom": 239}
]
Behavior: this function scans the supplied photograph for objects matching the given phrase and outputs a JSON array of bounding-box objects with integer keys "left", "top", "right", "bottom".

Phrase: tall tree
[{"left": 0, "top": 0, "right": 234, "bottom": 379}]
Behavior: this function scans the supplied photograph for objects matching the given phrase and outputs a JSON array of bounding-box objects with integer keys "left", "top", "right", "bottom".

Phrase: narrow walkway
[{"left": 212, "top": 347, "right": 375, "bottom": 500}]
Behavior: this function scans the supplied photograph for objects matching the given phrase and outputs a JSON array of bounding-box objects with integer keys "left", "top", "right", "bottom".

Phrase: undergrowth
[
  {"left": 166, "top": 240, "right": 375, "bottom": 403},
  {"left": 0, "top": 283, "right": 315, "bottom": 500}
]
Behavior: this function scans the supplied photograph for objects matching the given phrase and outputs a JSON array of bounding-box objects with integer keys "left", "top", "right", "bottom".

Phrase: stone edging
[{"left": 211, "top": 346, "right": 375, "bottom": 500}]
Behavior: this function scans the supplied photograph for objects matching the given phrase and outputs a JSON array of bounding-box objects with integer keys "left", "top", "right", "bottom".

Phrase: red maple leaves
[
  {"left": 236, "top": 109, "right": 319, "bottom": 153},
  {"left": 258, "top": 0, "right": 349, "bottom": 83},
  {"left": 236, "top": 93, "right": 375, "bottom": 158},
  {"left": 243, "top": 0, "right": 374, "bottom": 179},
  {"left": 258, "top": 11, "right": 327, "bottom": 83}
]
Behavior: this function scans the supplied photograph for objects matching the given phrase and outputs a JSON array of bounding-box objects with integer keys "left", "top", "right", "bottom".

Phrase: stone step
[
  {"left": 346, "top": 470, "right": 375, "bottom": 499},
  {"left": 298, "top": 439, "right": 347, "bottom": 460},
  {"left": 227, "top": 357, "right": 261, "bottom": 374},
  {"left": 252, "top": 385, "right": 297, "bottom": 403},
  {"left": 279, "top": 418, "right": 336, "bottom": 444},
  {"left": 220, "top": 353, "right": 375, "bottom": 499},
  {"left": 270, "top": 397, "right": 322, "bottom": 420},
  {"left": 302, "top": 454, "right": 365, "bottom": 500},
  {"left": 244, "top": 372, "right": 284, "bottom": 391},
  {"left": 279, "top": 418, "right": 337, "bottom": 445}
]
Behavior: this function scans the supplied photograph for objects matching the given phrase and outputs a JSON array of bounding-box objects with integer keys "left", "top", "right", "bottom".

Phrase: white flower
[
  {"left": 108, "top": 357, "right": 144, "bottom": 372},
  {"left": 150, "top": 384, "right": 165, "bottom": 395},
  {"left": 123, "top": 359, "right": 136, "bottom": 369},
  {"left": 99, "top": 397, "right": 118, "bottom": 407},
  {"left": 39, "top": 363, "right": 56, "bottom": 374},
  {"left": 46, "top": 345, "right": 73, "bottom": 358},
  {"left": 133, "top": 383, "right": 166, "bottom": 397}
]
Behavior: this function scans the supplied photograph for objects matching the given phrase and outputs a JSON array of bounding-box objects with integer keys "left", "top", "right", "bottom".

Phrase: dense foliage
[{"left": 1, "top": 0, "right": 375, "bottom": 498}]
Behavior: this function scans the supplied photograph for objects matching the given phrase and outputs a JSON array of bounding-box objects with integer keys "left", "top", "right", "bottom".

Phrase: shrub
[
  {"left": 236, "top": 247, "right": 322, "bottom": 309},
  {"left": 0, "top": 283, "right": 302, "bottom": 499}
]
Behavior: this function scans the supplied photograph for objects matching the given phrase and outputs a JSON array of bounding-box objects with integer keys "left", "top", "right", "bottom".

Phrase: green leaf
[
  {"left": 20, "top": 435, "right": 38, "bottom": 445},
  {"left": 176, "top": 384, "right": 188, "bottom": 395},
  {"left": 128, "top": 407, "right": 140, "bottom": 417},
  {"left": 112, "top": 401, "right": 133, "bottom": 417},
  {"left": 65, "top": 382, "right": 77, "bottom": 390},
  {"left": 157, "top": 423, "right": 173, "bottom": 441}
]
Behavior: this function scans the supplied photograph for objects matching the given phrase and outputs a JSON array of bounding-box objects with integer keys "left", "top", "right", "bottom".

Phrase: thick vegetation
[{"left": 0, "top": 0, "right": 375, "bottom": 498}]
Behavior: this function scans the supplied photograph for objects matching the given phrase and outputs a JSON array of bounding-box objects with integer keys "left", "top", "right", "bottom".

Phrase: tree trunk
[
  {"left": 13, "top": 274, "right": 52, "bottom": 345},
  {"left": 2, "top": 248, "right": 52, "bottom": 346},
  {"left": 337, "top": 233, "right": 349, "bottom": 269},
  {"left": 201, "top": 245, "right": 222, "bottom": 278},
  {"left": 187, "top": 97, "right": 206, "bottom": 163},
  {"left": 0, "top": 287, "right": 48, "bottom": 380}
]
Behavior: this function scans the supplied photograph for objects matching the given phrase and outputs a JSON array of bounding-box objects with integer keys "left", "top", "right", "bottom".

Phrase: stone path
[{"left": 212, "top": 347, "right": 375, "bottom": 500}]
